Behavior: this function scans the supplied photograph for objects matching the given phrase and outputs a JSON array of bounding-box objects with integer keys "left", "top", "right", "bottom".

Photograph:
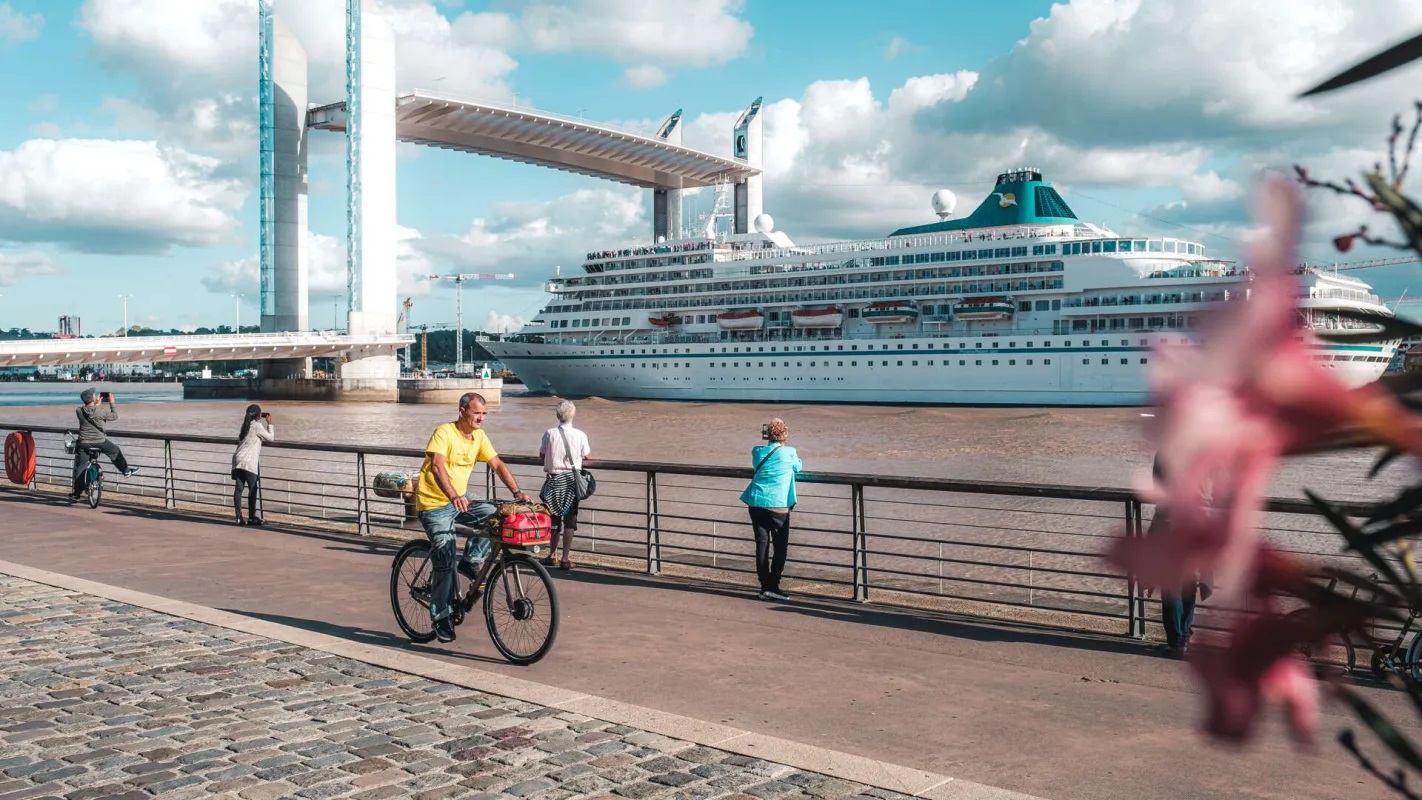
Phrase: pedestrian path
[{"left": 0, "top": 572, "right": 1024, "bottom": 800}]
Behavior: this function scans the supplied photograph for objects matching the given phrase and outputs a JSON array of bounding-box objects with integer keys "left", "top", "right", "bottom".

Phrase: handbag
[{"left": 557, "top": 427, "right": 596, "bottom": 500}]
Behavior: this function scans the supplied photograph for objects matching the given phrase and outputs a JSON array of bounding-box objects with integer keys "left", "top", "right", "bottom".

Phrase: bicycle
[
  {"left": 390, "top": 501, "right": 559, "bottom": 665},
  {"left": 65, "top": 433, "right": 105, "bottom": 510}
]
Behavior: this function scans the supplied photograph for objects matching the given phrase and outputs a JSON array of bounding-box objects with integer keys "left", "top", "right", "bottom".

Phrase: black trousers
[
  {"left": 749, "top": 507, "right": 791, "bottom": 592},
  {"left": 71, "top": 440, "right": 128, "bottom": 494},
  {"left": 231, "top": 469, "right": 260, "bottom": 519}
]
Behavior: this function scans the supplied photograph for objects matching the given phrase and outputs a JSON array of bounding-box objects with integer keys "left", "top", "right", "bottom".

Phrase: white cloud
[
  {"left": 883, "top": 34, "right": 914, "bottom": 62},
  {"left": 419, "top": 188, "right": 646, "bottom": 288},
  {"left": 0, "top": 139, "right": 244, "bottom": 254},
  {"left": 30, "top": 122, "right": 60, "bottom": 138},
  {"left": 0, "top": 2, "right": 41, "bottom": 43},
  {"left": 0, "top": 251, "right": 60, "bottom": 286},
  {"left": 519, "top": 0, "right": 752, "bottom": 88},
  {"left": 27, "top": 94, "right": 57, "bottom": 113},
  {"left": 202, "top": 227, "right": 437, "bottom": 299},
  {"left": 483, "top": 310, "right": 526, "bottom": 334},
  {"left": 79, "top": 0, "right": 520, "bottom": 155}
]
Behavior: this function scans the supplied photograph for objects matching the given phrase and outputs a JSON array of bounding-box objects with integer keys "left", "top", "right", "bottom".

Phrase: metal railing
[{"left": 0, "top": 421, "right": 1391, "bottom": 640}]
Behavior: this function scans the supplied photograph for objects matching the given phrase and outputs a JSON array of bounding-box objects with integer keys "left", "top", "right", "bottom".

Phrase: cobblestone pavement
[{"left": 0, "top": 576, "right": 914, "bottom": 800}]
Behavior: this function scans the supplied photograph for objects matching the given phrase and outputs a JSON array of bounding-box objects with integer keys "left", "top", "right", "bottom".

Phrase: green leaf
[
  {"left": 1367, "top": 485, "right": 1422, "bottom": 524},
  {"left": 1301, "top": 32, "right": 1422, "bottom": 97},
  {"left": 1305, "top": 489, "right": 1422, "bottom": 610},
  {"left": 1368, "top": 173, "right": 1422, "bottom": 256},
  {"left": 1337, "top": 685, "right": 1422, "bottom": 772},
  {"left": 1371, "top": 449, "right": 1405, "bottom": 479}
]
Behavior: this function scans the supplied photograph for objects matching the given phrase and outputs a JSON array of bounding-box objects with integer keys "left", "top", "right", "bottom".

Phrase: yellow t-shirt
[{"left": 414, "top": 422, "right": 498, "bottom": 512}]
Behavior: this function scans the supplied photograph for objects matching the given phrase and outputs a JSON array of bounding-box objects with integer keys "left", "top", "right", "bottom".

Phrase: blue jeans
[
  {"left": 418, "top": 491, "right": 496, "bottom": 622},
  {"left": 1161, "top": 583, "right": 1197, "bottom": 649}
]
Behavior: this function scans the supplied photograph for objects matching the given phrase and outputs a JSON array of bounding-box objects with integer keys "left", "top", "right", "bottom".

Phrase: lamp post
[
  {"left": 118, "top": 294, "right": 132, "bottom": 337},
  {"left": 232, "top": 293, "right": 244, "bottom": 333}
]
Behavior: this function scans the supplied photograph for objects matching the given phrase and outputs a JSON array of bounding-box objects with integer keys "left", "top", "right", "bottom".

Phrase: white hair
[{"left": 555, "top": 399, "right": 576, "bottom": 423}]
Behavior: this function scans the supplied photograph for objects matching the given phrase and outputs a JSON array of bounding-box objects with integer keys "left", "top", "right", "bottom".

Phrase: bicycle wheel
[
  {"left": 85, "top": 466, "right": 102, "bottom": 509},
  {"left": 391, "top": 540, "right": 438, "bottom": 643},
  {"left": 1289, "top": 609, "right": 1356, "bottom": 678},
  {"left": 1405, "top": 632, "right": 1422, "bottom": 683},
  {"left": 484, "top": 555, "right": 559, "bottom": 665}
]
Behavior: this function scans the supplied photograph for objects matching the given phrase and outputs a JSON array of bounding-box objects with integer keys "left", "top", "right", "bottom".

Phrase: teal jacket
[{"left": 739, "top": 444, "right": 803, "bottom": 508}]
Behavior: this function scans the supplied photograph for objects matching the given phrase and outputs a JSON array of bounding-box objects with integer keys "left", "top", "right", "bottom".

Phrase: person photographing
[
  {"left": 231, "top": 404, "right": 274, "bottom": 526},
  {"left": 70, "top": 388, "right": 138, "bottom": 500},
  {"left": 740, "top": 418, "right": 802, "bottom": 602}
]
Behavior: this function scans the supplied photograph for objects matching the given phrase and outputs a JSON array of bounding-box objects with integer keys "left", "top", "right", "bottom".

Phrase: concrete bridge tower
[
  {"left": 653, "top": 110, "right": 683, "bottom": 241},
  {"left": 257, "top": 0, "right": 310, "bottom": 379}
]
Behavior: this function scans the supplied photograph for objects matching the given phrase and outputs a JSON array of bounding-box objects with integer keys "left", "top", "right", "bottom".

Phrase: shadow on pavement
[{"left": 221, "top": 607, "right": 510, "bottom": 667}]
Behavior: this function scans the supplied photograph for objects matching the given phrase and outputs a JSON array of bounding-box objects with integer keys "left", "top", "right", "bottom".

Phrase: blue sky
[{"left": 1, "top": 0, "right": 1421, "bottom": 335}]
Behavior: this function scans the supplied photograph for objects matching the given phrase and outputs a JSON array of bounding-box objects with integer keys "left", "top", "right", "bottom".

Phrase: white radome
[
  {"left": 753, "top": 213, "right": 775, "bottom": 233},
  {"left": 931, "top": 189, "right": 957, "bottom": 218}
]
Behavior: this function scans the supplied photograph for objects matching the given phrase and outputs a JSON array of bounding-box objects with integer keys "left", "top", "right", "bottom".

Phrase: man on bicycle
[
  {"left": 414, "top": 391, "right": 530, "bottom": 643},
  {"left": 70, "top": 388, "right": 139, "bottom": 500}
]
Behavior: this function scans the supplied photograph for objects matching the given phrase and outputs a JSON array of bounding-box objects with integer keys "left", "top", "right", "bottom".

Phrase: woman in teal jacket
[{"left": 739, "top": 418, "right": 803, "bottom": 601}]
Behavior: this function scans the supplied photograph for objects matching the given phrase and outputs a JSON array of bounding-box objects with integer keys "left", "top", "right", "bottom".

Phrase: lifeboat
[
  {"left": 791, "top": 307, "right": 844, "bottom": 329},
  {"left": 861, "top": 301, "right": 919, "bottom": 325},
  {"left": 953, "top": 297, "right": 1016, "bottom": 321},
  {"left": 717, "top": 309, "right": 765, "bottom": 330},
  {"left": 648, "top": 312, "right": 675, "bottom": 328}
]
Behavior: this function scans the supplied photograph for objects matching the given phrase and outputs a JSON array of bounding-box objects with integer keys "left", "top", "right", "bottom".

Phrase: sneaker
[
  {"left": 762, "top": 590, "right": 789, "bottom": 602},
  {"left": 757, "top": 591, "right": 770, "bottom": 601},
  {"left": 434, "top": 617, "right": 456, "bottom": 643},
  {"left": 246, "top": 517, "right": 264, "bottom": 527},
  {"left": 122, "top": 467, "right": 140, "bottom": 478},
  {"left": 234, "top": 517, "right": 246, "bottom": 526}
]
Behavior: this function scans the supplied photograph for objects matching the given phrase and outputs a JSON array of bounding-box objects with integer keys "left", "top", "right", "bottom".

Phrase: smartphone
[
  {"left": 761, "top": 423, "right": 770, "bottom": 441},
  {"left": 100, "top": 392, "right": 112, "bottom": 402}
]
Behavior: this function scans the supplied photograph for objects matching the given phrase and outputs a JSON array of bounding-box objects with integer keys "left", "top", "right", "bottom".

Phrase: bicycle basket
[
  {"left": 495, "top": 502, "right": 553, "bottom": 546},
  {"left": 63, "top": 432, "right": 76, "bottom": 455}
]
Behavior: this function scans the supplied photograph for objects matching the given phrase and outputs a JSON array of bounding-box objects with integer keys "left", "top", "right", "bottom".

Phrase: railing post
[
  {"left": 486, "top": 465, "right": 496, "bottom": 500},
  {"left": 646, "top": 471, "right": 661, "bottom": 575},
  {"left": 162, "top": 439, "right": 175, "bottom": 510},
  {"left": 852, "top": 483, "right": 868, "bottom": 602},
  {"left": 356, "top": 453, "right": 370, "bottom": 536},
  {"left": 1125, "top": 499, "right": 1143, "bottom": 638}
]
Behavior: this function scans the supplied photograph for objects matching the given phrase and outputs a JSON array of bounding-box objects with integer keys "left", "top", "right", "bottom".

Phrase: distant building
[{"left": 58, "top": 315, "right": 81, "bottom": 338}]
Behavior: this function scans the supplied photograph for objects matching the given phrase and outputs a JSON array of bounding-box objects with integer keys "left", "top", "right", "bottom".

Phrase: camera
[
  {"left": 100, "top": 392, "right": 112, "bottom": 402},
  {"left": 761, "top": 423, "right": 770, "bottom": 441}
]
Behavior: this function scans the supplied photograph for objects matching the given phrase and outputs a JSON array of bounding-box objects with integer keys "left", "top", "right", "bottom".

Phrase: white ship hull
[{"left": 486, "top": 333, "right": 1393, "bottom": 406}]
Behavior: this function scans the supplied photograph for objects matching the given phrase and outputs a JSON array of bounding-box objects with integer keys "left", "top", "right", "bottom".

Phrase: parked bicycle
[
  {"left": 390, "top": 500, "right": 559, "bottom": 665},
  {"left": 1293, "top": 572, "right": 1422, "bottom": 681},
  {"left": 65, "top": 432, "right": 105, "bottom": 510}
]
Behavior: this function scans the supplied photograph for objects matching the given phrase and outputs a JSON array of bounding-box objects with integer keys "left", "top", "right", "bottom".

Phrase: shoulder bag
[{"left": 557, "top": 427, "right": 596, "bottom": 500}]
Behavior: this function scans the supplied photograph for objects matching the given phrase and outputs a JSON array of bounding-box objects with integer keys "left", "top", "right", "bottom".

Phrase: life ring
[
  {"left": 1033, "top": 329, "right": 1039, "bottom": 335},
  {"left": 4, "top": 431, "right": 36, "bottom": 485}
]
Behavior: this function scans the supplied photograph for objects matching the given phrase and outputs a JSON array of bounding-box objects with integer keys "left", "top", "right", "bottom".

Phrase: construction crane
[
  {"left": 411, "top": 323, "right": 453, "bottom": 374},
  {"left": 1319, "top": 255, "right": 1421, "bottom": 272},
  {"left": 396, "top": 297, "right": 413, "bottom": 371},
  {"left": 422, "top": 273, "right": 514, "bottom": 374}
]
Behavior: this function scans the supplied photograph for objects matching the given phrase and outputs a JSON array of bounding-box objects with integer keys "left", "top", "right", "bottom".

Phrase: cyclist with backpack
[{"left": 740, "top": 418, "right": 803, "bottom": 602}]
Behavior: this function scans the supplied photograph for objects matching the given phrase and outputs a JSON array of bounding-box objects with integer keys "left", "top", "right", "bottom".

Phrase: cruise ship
[{"left": 486, "top": 169, "right": 1397, "bottom": 405}]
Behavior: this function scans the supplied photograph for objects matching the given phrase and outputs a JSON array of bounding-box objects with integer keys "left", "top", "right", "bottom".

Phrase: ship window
[
  {"left": 1141, "top": 358, "right": 1148, "bottom": 364},
  {"left": 1104, "top": 241, "right": 1117, "bottom": 253},
  {"left": 1101, "top": 340, "right": 1108, "bottom": 346},
  {"left": 912, "top": 344, "right": 919, "bottom": 350},
  {"left": 1035, "top": 300, "right": 1050, "bottom": 311},
  {"left": 1026, "top": 359, "right": 1033, "bottom": 365},
  {"left": 1018, "top": 301, "right": 1031, "bottom": 312},
  {"left": 1052, "top": 300, "right": 1061, "bottom": 310},
  {"left": 1045, "top": 359, "right": 1051, "bottom": 365},
  {"left": 838, "top": 361, "right": 844, "bottom": 366},
  {"left": 992, "top": 342, "right": 999, "bottom": 348},
  {"left": 811, "top": 362, "right": 816, "bottom": 367},
  {"left": 1119, "top": 241, "right": 1133, "bottom": 252},
  {"left": 897, "top": 344, "right": 904, "bottom": 350},
  {"left": 1148, "top": 240, "right": 1163, "bottom": 252},
  {"left": 852, "top": 361, "right": 858, "bottom": 366},
  {"left": 1092, "top": 241, "right": 1103, "bottom": 253},
  {"left": 897, "top": 361, "right": 903, "bottom": 366},
  {"left": 995, "top": 248, "right": 1010, "bottom": 258},
  {"left": 1102, "top": 359, "right": 1109, "bottom": 365},
  {"left": 1083, "top": 358, "right": 1089, "bottom": 365},
  {"left": 882, "top": 361, "right": 888, "bottom": 366},
  {"left": 928, "top": 360, "right": 933, "bottom": 366},
  {"left": 1009, "top": 342, "right": 1016, "bottom": 348},
  {"left": 976, "top": 343, "right": 983, "bottom": 348},
  {"left": 975, "top": 360, "right": 982, "bottom": 366},
  {"left": 1009, "top": 360, "right": 1015, "bottom": 365}
]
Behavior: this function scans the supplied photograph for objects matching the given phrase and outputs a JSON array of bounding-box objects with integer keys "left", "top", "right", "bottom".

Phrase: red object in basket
[{"left": 501, "top": 510, "right": 552, "bottom": 545}]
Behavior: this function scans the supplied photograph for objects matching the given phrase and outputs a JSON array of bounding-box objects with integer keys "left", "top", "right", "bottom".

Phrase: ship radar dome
[
  {"left": 753, "top": 213, "right": 775, "bottom": 233},
  {"left": 931, "top": 189, "right": 957, "bottom": 219}
]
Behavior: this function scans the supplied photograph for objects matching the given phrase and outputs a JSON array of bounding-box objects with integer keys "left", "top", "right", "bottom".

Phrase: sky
[{"left": 1, "top": 0, "right": 1422, "bottom": 336}]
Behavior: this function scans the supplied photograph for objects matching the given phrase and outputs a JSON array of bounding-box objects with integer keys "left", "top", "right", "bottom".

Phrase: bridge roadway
[
  {"left": 0, "top": 331, "right": 412, "bottom": 367},
  {"left": 0, "top": 490, "right": 1405, "bottom": 800}
]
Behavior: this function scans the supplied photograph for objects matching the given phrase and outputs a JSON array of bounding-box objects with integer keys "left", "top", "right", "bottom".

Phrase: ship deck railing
[{"left": 1, "top": 421, "right": 1406, "bottom": 644}]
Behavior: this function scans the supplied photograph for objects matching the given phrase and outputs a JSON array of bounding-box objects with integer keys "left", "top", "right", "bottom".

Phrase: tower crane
[
  {"left": 422, "top": 272, "right": 514, "bottom": 373},
  {"left": 412, "top": 322, "right": 453, "bottom": 374}
]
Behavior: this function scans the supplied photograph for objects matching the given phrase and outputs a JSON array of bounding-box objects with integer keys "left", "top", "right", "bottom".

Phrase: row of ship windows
[
  {"left": 577, "top": 353, "right": 1385, "bottom": 370},
  {"left": 590, "top": 338, "right": 1191, "bottom": 355}
]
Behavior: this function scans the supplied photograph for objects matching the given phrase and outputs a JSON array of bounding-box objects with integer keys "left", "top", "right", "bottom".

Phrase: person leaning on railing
[
  {"left": 230, "top": 404, "right": 273, "bottom": 526},
  {"left": 739, "top": 418, "right": 803, "bottom": 602},
  {"left": 537, "top": 399, "right": 591, "bottom": 571},
  {"left": 414, "top": 391, "right": 531, "bottom": 644}
]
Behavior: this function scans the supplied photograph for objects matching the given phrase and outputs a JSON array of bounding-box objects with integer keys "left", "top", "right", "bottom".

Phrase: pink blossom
[{"left": 1112, "top": 173, "right": 1422, "bottom": 747}]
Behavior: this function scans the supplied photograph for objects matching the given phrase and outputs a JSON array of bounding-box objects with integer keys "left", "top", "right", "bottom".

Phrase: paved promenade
[
  {"left": 0, "top": 490, "right": 1410, "bottom": 800},
  {"left": 0, "top": 574, "right": 939, "bottom": 800}
]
